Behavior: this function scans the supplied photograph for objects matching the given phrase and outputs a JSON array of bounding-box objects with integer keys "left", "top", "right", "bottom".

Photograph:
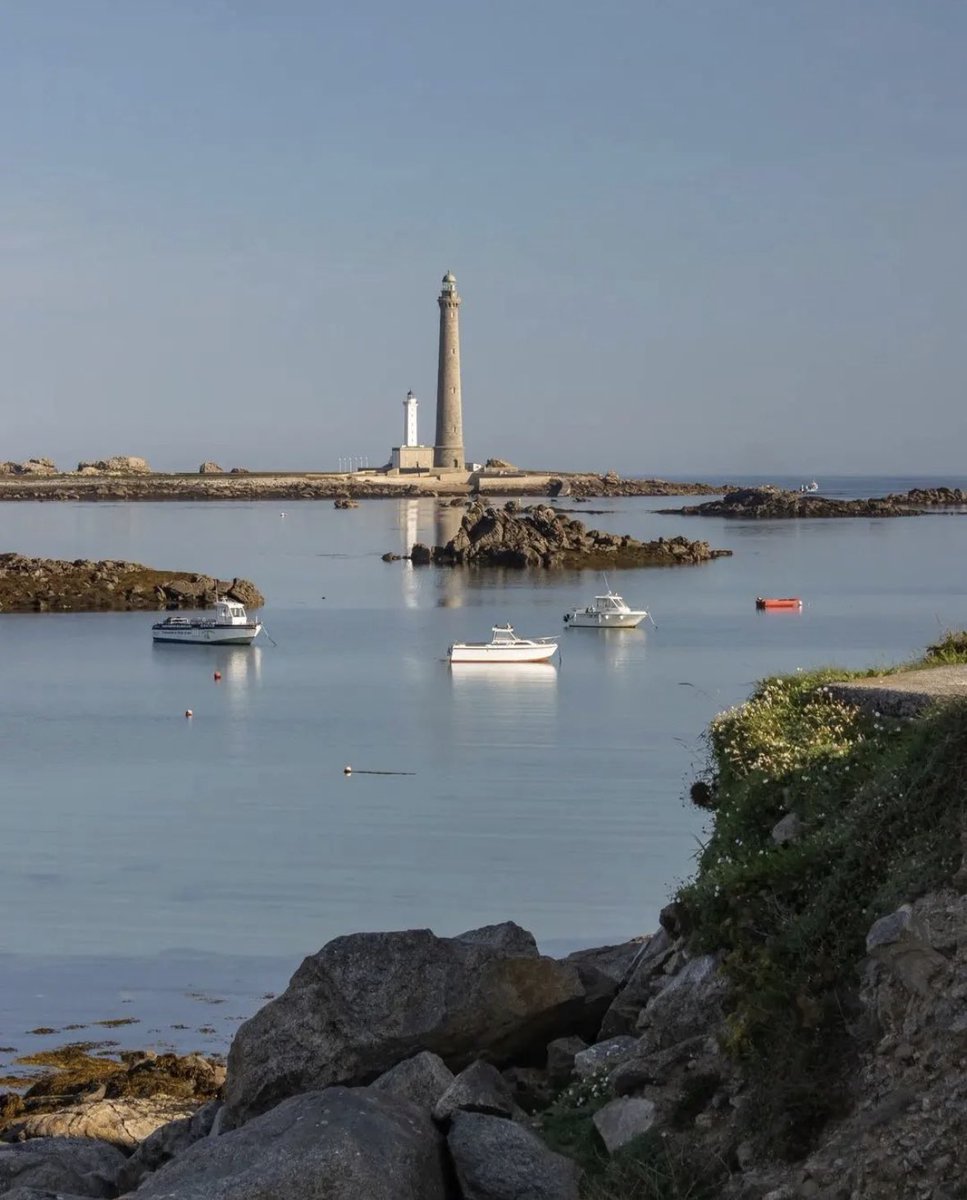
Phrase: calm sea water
[{"left": 1, "top": 478, "right": 966, "bottom": 1059}]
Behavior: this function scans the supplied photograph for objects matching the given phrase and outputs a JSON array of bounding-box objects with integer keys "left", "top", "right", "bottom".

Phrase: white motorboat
[
  {"left": 448, "top": 624, "right": 558, "bottom": 664},
  {"left": 152, "top": 598, "right": 262, "bottom": 645},
  {"left": 564, "top": 589, "right": 648, "bottom": 629}
]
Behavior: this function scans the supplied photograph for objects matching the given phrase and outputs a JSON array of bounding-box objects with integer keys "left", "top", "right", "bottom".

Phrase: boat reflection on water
[
  {"left": 598, "top": 628, "right": 648, "bottom": 671},
  {"left": 211, "top": 645, "right": 263, "bottom": 685},
  {"left": 448, "top": 661, "right": 558, "bottom": 687}
]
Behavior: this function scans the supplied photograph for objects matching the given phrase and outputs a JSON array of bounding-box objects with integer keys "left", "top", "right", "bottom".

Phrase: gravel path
[{"left": 828, "top": 666, "right": 967, "bottom": 717}]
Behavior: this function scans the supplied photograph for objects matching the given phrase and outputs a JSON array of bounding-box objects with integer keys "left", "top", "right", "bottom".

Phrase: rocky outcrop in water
[
  {"left": 0, "top": 457, "right": 58, "bottom": 475},
  {"left": 886, "top": 486, "right": 967, "bottom": 506},
  {"left": 198, "top": 461, "right": 223, "bottom": 474},
  {"left": 661, "top": 485, "right": 934, "bottom": 518},
  {"left": 0, "top": 554, "right": 264, "bottom": 612},
  {"left": 408, "top": 501, "right": 731, "bottom": 568}
]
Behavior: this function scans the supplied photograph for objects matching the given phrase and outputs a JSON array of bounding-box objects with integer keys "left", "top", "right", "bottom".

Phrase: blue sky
[{"left": 2, "top": 1, "right": 965, "bottom": 475}]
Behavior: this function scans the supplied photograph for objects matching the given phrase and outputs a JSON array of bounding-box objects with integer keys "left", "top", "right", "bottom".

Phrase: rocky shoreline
[
  {"left": 0, "top": 554, "right": 264, "bottom": 613},
  {"left": 402, "top": 500, "right": 732, "bottom": 569},
  {"left": 0, "top": 465, "right": 723, "bottom": 503}
]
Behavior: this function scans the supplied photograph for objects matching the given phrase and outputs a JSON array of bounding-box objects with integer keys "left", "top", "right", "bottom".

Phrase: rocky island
[
  {"left": 405, "top": 500, "right": 732, "bottom": 568},
  {"left": 0, "top": 554, "right": 264, "bottom": 613},
  {"left": 660, "top": 484, "right": 967, "bottom": 519},
  {"left": 0, "top": 457, "right": 724, "bottom": 502}
]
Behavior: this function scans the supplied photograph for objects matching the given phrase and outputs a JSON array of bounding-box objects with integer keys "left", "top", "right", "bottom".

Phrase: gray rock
[
  {"left": 592, "top": 1096, "right": 658, "bottom": 1154},
  {"left": 637, "top": 954, "right": 726, "bottom": 1048},
  {"left": 432, "top": 1060, "right": 520, "bottom": 1123},
  {"left": 573, "top": 1036, "right": 639, "bottom": 1079},
  {"left": 448, "top": 1111, "right": 580, "bottom": 1200},
  {"left": 370, "top": 1051, "right": 455, "bottom": 1114},
  {"left": 133, "top": 1087, "right": 447, "bottom": 1200},
  {"left": 0, "top": 1190, "right": 100, "bottom": 1200},
  {"left": 599, "top": 928, "right": 675, "bottom": 1038},
  {"left": 115, "top": 1101, "right": 219, "bottom": 1192},
  {"left": 545, "top": 1035, "right": 588, "bottom": 1087},
  {"left": 560, "top": 939, "right": 646, "bottom": 1034},
  {"left": 771, "top": 812, "right": 805, "bottom": 845},
  {"left": 222, "top": 922, "right": 584, "bottom": 1127},
  {"left": 10, "top": 1097, "right": 196, "bottom": 1149},
  {"left": 866, "top": 904, "right": 947, "bottom": 996},
  {"left": 0, "top": 1138, "right": 127, "bottom": 1198}
]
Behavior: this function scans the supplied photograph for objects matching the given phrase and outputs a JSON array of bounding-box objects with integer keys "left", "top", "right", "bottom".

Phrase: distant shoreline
[{"left": 0, "top": 470, "right": 724, "bottom": 503}]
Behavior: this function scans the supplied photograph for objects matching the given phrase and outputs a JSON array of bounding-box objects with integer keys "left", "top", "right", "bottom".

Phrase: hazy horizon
[{"left": 2, "top": 2, "right": 965, "bottom": 476}]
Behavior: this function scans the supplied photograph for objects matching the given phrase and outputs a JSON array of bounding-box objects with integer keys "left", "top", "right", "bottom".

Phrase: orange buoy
[
  {"left": 185, "top": 709, "right": 193, "bottom": 718},
  {"left": 213, "top": 671, "right": 222, "bottom": 682},
  {"left": 755, "top": 597, "right": 803, "bottom": 610}
]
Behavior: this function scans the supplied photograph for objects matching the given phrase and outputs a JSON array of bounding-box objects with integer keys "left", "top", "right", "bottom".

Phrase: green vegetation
[
  {"left": 540, "top": 1071, "right": 727, "bottom": 1198},
  {"left": 677, "top": 657, "right": 967, "bottom": 1156},
  {"left": 542, "top": 638, "right": 967, "bottom": 1190}
]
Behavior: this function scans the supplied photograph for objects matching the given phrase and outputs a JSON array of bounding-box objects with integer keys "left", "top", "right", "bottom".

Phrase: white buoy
[
  {"left": 343, "top": 765, "right": 352, "bottom": 775},
  {"left": 185, "top": 709, "right": 193, "bottom": 719}
]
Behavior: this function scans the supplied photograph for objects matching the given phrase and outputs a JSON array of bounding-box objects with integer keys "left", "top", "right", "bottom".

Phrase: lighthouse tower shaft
[{"left": 433, "top": 272, "right": 465, "bottom": 470}]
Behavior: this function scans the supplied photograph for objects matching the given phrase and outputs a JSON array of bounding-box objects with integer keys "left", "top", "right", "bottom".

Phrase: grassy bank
[{"left": 545, "top": 635, "right": 967, "bottom": 1194}]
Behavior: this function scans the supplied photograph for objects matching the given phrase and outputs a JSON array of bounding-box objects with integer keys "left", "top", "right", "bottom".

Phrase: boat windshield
[{"left": 491, "top": 625, "right": 519, "bottom": 644}]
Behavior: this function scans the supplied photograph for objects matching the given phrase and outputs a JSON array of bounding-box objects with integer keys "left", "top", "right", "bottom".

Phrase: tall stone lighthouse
[{"left": 433, "top": 271, "right": 465, "bottom": 470}]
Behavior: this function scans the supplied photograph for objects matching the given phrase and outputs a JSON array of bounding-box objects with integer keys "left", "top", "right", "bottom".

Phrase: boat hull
[
  {"left": 152, "top": 624, "right": 262, "bottom": 645},
  {"left": 755, "top": 598, "right": 802, "bottom": 610},
  {"left": 449, "top": 642, "right": 558, "bottom": 664},
  {"left": 565, "top": 610, "right": 647, "bottom": 628}
]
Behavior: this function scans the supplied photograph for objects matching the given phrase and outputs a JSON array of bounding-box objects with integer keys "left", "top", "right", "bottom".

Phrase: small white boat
[
  {"left": 448, "top": 624, "right": 558, "bottom": 664},
  {"left": 152, "top": 598, "right": 262, "bottom": 645},
  {"left": 799, "top": 480, "right": 819, "bottom": 493},
  {"left": 564, "top": 590, "right": 648, "bottom": 629}
]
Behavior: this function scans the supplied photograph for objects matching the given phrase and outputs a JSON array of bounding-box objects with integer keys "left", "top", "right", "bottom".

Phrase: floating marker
[
  {"left": 343, "top": 765, "right": 352, "bottom": 775},
  {"left": 185, "top": 709, "right": 193, "bottom": 719},
  {"left": 213, "top": 671, "right": 221, "bottom": 682}
]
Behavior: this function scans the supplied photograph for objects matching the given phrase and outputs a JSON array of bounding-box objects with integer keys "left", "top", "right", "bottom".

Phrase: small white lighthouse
[
  {"left": 390, "top": 389, "right": 434, "bottom": 473},
  {"left": 403, "top": 390, "right": 419, "bottom": 447}
]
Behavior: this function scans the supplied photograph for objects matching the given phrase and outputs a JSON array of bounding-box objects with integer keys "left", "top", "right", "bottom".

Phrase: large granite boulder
[
  {"left": 222, "top": 922, "right": 585, "bottom": 1128},
  {"left": 198, "top": 461, "right": 224, "bottom": 474},
  {"left": 0, "top": 1137, "right": 127, "bottom": 1197},
  {"left": 132, "top": 1087, "right": 447, "bottom": 1200},
  {"left": 447, "top": 1111, "right": 580, "bottom": 1200}
]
